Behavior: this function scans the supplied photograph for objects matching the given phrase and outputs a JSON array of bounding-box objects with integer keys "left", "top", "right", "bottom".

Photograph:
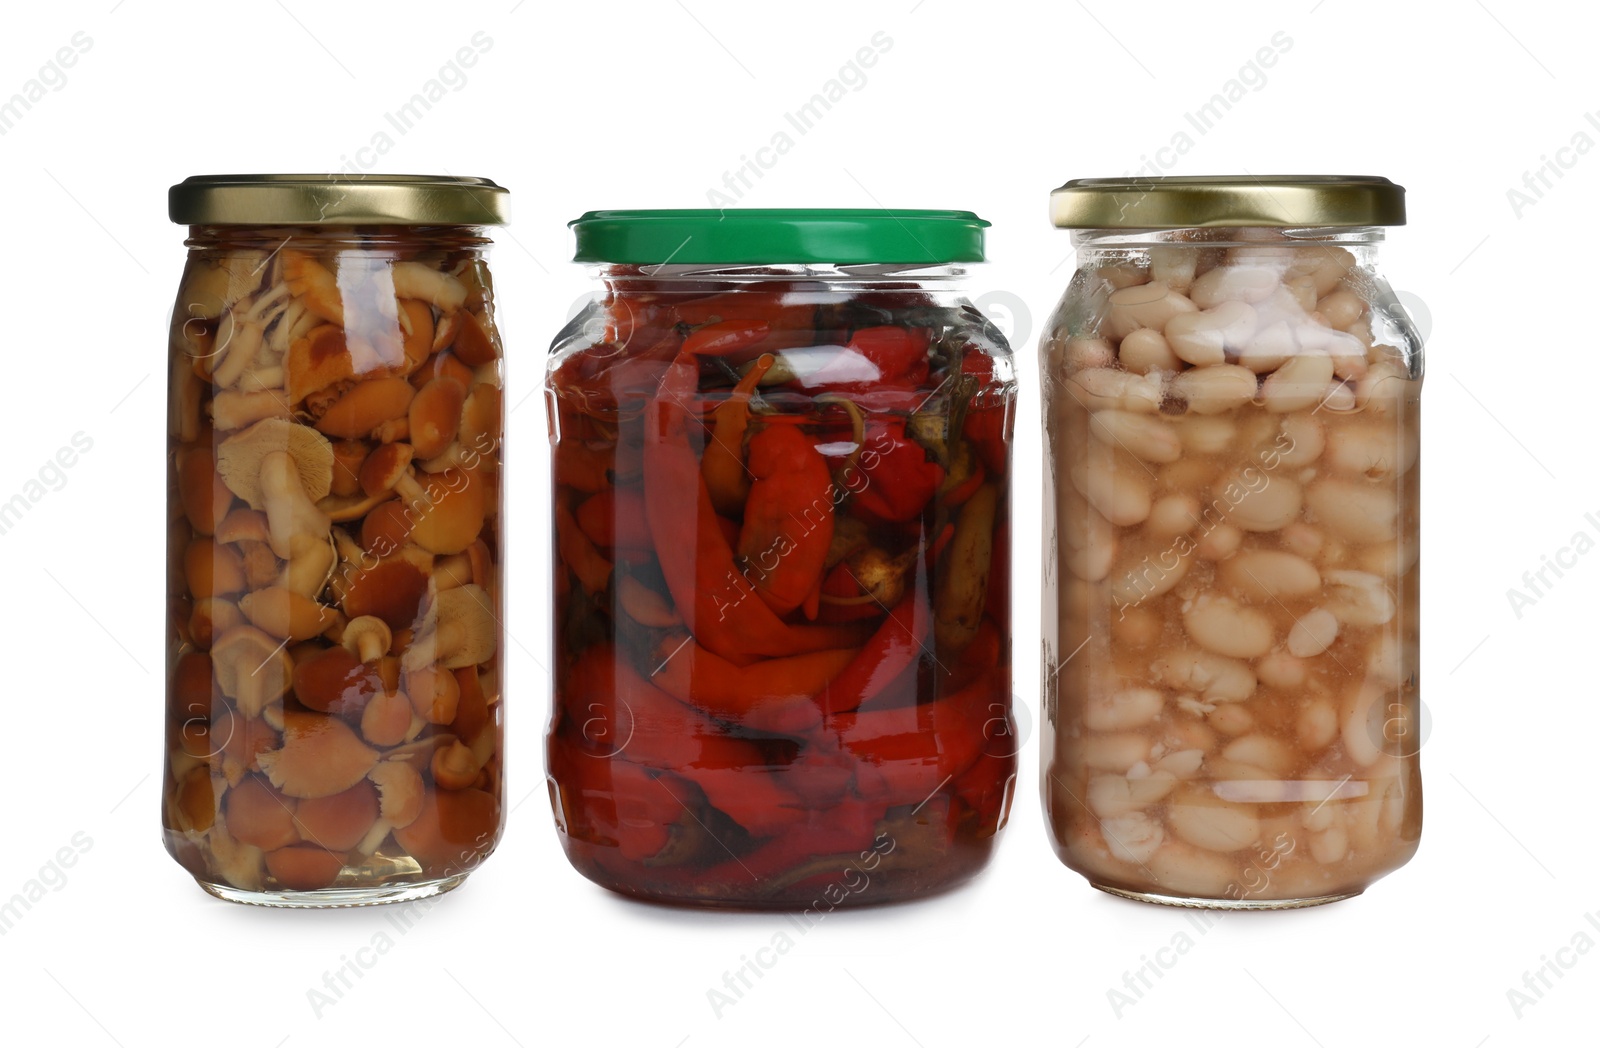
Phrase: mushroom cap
[
  {"left": 211, "top": 624, "right": 293, "bottom": 711},
  {"left": 218, "top": 419, "right": 335, "bottom": 509},
  {"left": 257, "top": 712, "right": 379, "bottom": 800},
  {"left": 368, "top": 760, "right": 425, "bottom": 828},
  {"left": 431, "top": 584, "right": 498, "bottom": 670},
  {"left": 359, "top": 443, "right": 416, "bottom": 497}
]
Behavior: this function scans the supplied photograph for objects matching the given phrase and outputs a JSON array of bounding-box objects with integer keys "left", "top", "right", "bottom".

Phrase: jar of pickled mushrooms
[
  {"left": 1041, "top": 176, "right": 1422, "bottom": 908},
  {"left": 546, "top": 210, "right": 1018, "bottom": 907},
  {"left": 164, "top": 175, "right": 508, "bottom": 906}
]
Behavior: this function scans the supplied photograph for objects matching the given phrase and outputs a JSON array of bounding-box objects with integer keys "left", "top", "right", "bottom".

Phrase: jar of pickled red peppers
[
  {"left": 164, "top": 175, "right": 508, "bottom": 906},
  {"left": 1040, "top": 177, "right": 1422, "bottom": 908},
  {"left": 545, "top": 210, "right": 1018, "bottom": 907}
]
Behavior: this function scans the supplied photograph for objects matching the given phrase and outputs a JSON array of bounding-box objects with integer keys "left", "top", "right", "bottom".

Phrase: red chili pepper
[
  {"left": 681, "top": 319, "right": 771, "bottom": 358},
  {"left": 814, "top": 589, "right": 928, "bottom": 716},
  {"left": 737, "top": 423, "right": 834, "bottom": 617},
  {"left": 851, "top": 420, "right": 945, "bottom": 524},
  {"left": 643, "top": 352, "right": 865, "bottom": 659},
  {"left": 702, "top": 354, "right": 773, "bottom": 517}
]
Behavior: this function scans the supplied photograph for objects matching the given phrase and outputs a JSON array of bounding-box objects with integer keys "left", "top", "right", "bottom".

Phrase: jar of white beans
[{"left": 1040, "top": 176, "right": 1421, "bottom": 908}]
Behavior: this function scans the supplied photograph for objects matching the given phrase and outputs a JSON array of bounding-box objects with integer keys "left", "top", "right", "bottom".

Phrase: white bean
[
  {"left": 1106, "top": 280, "right": 1197, "bottom": 340},
  {"left": 1083, "top": 733, "right": 1153, "bottom": 772},
  {"left": 1219, "top": 550, "right": 1321, "bottom": 600},
  {"left": 1222, "top": 735, "right": 1297, "bottom": 776},
  {"left": 1257, "top": 650, "right": 1309, "bottom": 690},
  {"left": 1154, "top": 648, "right": 1257, "bottom": 703},
  {"left": 1236, "top": 319, "right": 1296, "bottom": 373},
  {"left": 1273, "top": 414, "right": 1324, "bottom": 467},
  {"left": 1195, "top": 523, "right": 1243, "bottom": 560},
  {"left": 1287, "top": 607, "right": 1339, "bottom": 657},
  {"left": 1109, "top": 546, "right": 1192, "bottom": 606},
  {"left": 1183, "top": 594, "right": 1275, "bottom": 658},
  {"left": 1071, "top": 449, "right": 1153, "bottom": 526},
  {"left": 1090, "top": 410, "right": 1182, "bottom": 463},
  {"left": 1164, "top": 301, "right": 1257, "bottom": 366},
  {"left": 1311, "top": 826, "right": 1349, "bottom": 865},
  {"left": 1148, "top": 841, "right": 1240, "bottom": 894},
  {"left": 1171, "top": 364, "right": 1257, "bottom": 414},
  {"left": 1355, "top": 360, "right": 1414, "bottom": 414},
  {"left": 1176, "top": 415, "right": 1237, "bottom": 455},
  {"left": 1167, "top": 786, "right": 1261, "bottom": 852},
  {"left": 1306, "top": 478, "right": 1397, "bottom": 544},
  {"left": 1326, "top": 421, "right": 1417, "bottom": 479},
  {"left": 1063, "top": 337, "right": 1116, "bottom": 371},
  {"left": 1147, "top": 493, "right": 1201, "bottom": 539},
  {"left": 1296, "top": 699, "right": 1339, "bottom": 749},
  {"left": 1323, "top": 570, "right": 1396, "bottom": 627},
  {"left": 1118, "top": 327, "right": 1182, "bottom": 373},
  {"left": 1218, "top": 471, "right": 1302, "bottom": 532},
  {"left": 1149, "top": 245, "right": 1196, "bottom": 291},
  {"left": 1084, "top": 686, "right": 1164, "bottom": 732},
  {"left": 1102, "top": 811, "right": 1165, "bottom": 864},
  {"left": 1067, "top": 367, "right": 1164, "bottom": 413},
  {"left": 1261, "top": 352, "right": 1336, "bottom": 413},
  {"left": 1317, "top": 289, "right": 1366, "bottom": 330},
  {"left": 1088, "top": 772, "right": 1178, "bottom": 817}
]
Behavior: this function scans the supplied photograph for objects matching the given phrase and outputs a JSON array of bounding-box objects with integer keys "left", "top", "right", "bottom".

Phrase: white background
[{"left": 0, "top": 1, "right": 1593, "bottom": 1045}]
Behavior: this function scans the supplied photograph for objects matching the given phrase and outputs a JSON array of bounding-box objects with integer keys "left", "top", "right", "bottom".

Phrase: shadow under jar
[
  {"left": 163, "top": 175, "right": 509, "bottom": 906},
  {"left": 1040, "top": 177, "right": 1423, "bottom": 908},
  {"left": 545, "top": 210, "right": 1018, "bottom": 908}
]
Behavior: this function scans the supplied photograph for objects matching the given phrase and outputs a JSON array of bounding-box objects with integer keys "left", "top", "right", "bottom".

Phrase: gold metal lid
[
  {"left": 1049, "top": 175, "right": 1405, "bottom": 229},
  {"left": 168, "top": 174, "right": 509, "bottom": 226}
]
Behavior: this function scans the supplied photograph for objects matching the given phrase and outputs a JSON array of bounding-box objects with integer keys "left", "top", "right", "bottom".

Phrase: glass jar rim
[
  {"left": 168, "top": 174, "right": 509, "bottom": 226},
  {"left": 570, "top": 209, "right": 988, "bottom": 265},
  {"left": 1049, "top": 175, "right": 1405, "bottom": 230}
]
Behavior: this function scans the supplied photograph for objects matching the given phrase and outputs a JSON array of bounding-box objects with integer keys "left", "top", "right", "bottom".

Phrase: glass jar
[
  {"left": 545, "top": 210, "right": 1018, "bottom": 908},
  {"left": 1040, "top": 177, "right": 1422, "bottom": 908},
  {"left": 163, "top": 175, "right": 509, "bottom": 906}
]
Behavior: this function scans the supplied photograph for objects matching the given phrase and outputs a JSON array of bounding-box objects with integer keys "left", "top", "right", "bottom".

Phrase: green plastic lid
[{"left": 570, "top": 209, "right": 988, "bottom": 265}]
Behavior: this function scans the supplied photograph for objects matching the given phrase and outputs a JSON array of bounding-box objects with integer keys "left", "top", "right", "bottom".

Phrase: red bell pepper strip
[
  {"left": 828, "top": 670, "right": 1000, "bottom": 808},
  {"left": 643, "top": 352, "right": 866, "bottom": 659},
  {"left": 575, "top": 487, "right": 653, "bottom": 551},
  {"left": 960, "top": 349, "right": 1011, "bottom": 477},
  {"left": 813, "top": 589, "right": 928, "bottom": 716},
  {"left": 737, "top": 423, "right": 834, "bottom": 617},
  {"left": 851, "top": 420, "right": 945, "bottom": 524},
  {"left": 555, "top": 502, "right": 613, "bottom": 595},
  {"left": 647, "top": 635, "right": 855, "bottom": 736},
  {"left": 558, "top": 646, "right": 809, "bottom": 836}
]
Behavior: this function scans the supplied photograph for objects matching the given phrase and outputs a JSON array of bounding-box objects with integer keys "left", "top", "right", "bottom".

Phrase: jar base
[
  {"left": 195, "top": 874, "right": 468, "bottom": 909},
  {"left": 1091, "top": 882, "right": 1361, "bottom": 910}
]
